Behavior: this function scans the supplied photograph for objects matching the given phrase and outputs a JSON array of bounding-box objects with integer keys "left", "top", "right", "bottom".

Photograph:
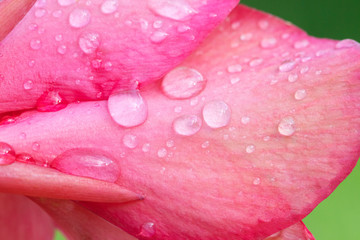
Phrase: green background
[{"left": 55, "top": 0, "right": 360, "bottom": 239}]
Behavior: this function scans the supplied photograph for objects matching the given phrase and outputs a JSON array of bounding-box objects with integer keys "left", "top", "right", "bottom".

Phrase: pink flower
[{"left": 0, "top": 0, "right": 359, "bottom": 239}]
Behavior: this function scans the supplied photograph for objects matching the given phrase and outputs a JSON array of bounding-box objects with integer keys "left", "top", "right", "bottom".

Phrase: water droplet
[
  {"left": 231, "top": 21, "right": 241, "bottom": 30},
  {"left": 173, "top": 115, "right": 202, "bottom": 136},
  {"left": 108, "top": 90, "right": 148, "bottom": 128},
  {"left": 30, "top": 39, "right": 42, "bottom": 50},
  {"left": 230, "top": 76, "right": 240, "bottom": 85},
  {"left": 157, "top": 148, "right": 167, "bottom": 158},
  {"left": 253, "top": 177, "right": 261, "bottom": 185},
  {"left": 57, "top": 45, "right": 67, "bottom": 55},
  {"left": 142, "top": 143, "right": 151, "bottom": 152},
  {"left": 294, "top": 89, "right": 307, "bottom": 100},
  {"left": 51, "top": 148, "right": 120, "bottom": 182},
  {"left": 69, "top": 9, "right": 91, "bottom": 28},
  {"left": 249, "top": 58, "right": 263, "bottom": 67},
  {"left": 16, "top": 153, "right": 36, "bottom": 164},
  {"left": 241, "top": 116, "right": 250, "bottom": 124},
  {"left": 177, "top": 24, "right": 190, "bottom": 33},
  {"left": 78, "top": 32, "right": 100, "bottom": 54},
  {"left": 246, "top": 145, "right": 255, "bottom": 153},
  {"left": 294, "top": 40, "right": 309, "bottom": 49},
  {"left": 162, "top": 67, "right": 206, "bottom": 99},
  {"left": 153, "top": 20, "right": 163, "bottom": 29},
  {"left": 58, "top": 0, "right": 77, "bottom": 6},
  {"left": 260, "top": 37, "right": 277, "bottom": 49},
  {"left": 335, "top": 39, "right": 360, "bottom": 49},
  {"left": 227, "top": 64, "right": 242, "bottom": 73},
  {"left": 278, "top": 116, "right": 296, "bottom": 136},
  {"left": 123, "top": 134, "right": 138, "bottom": 149},
  {"left": 258, "top": 20, "right": 269, "bottom": 29},
  {"left": 148, "top": 0, "right": 197, "bottom": 21},
  {"left": 36, "top": 91, "right": 68, "bottom": 112},
  {"left": 174, "top": 106, "right": 182, "bottom": 113},
  {"left": 55, "top": 34, "right": 63, "bottom": 41},
  {"left": 300, "top": 66, "right": 309, "bottom": 74},
  {"left": 0, "top": 142, "right": 16, "bottom": 165},
  {"left": 35, "top": 8, "right": 46, "bottom": 18},
  {"left": 288, "top": 73, "right": 298, "bottom": 83},
  {"left": 166, "top": 140, "right": 174, "bottom": 148},
  {"left": 139, "top": 222, "right": 155, "bottom": 238},
  {"left": 28, "top": 23, "right": 38, "bottom": 31},
  {"left": 23, "top": 80, "right": 33, "bottom": 90},
  {"left": 101, "top": 0, "right": 119, "bottom": 14},
  {"left": 279, "top": 61, "right": 296, "bottom": 72},
  {"left": 28, "top": 60, "right": 35, "bottom": 67},
  {"left": 263, "top": 136, "right": 270, "bottom": 141},
  {"left": 202, "top": 101, "right": 231, "bottom": 129},
  {"left": 52, "top": 10, "right": 63, "bottom": 18},
  {"left": 32, "top": 142, "right": 40, "bottom": 151},
  {"left": 201, "top": 141, "right": 209, "bottom": 149},
  {"left": 19, "top": 132, "right": 27, "bottom": 140},
  {"left": 240, "top": 33, "right": 252, "bottom": 41},
  {"left": 150, "top": 31, "right": 168, "bottom": 43}
]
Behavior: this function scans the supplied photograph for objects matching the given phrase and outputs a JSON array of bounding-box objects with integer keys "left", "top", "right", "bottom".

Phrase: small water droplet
[
  {"left": 177, "top": 24, "right": 190, "bottom": 33},
  {"left": 23, "top": 80, "right": 33, "bottom": 90},
  {"left": 202, "top": 100, "right": 231, "bottom": 129},
  {"left": 148, "top": 0, "right": 197, "bottom": 21},
  {"left": 32, "top": 142, "right": 40, "bottom": 151},
  {"left": 227, "top": 64, "right": 242, "bottom": 73},
  {"left": 91, "top": 59, "right": 102, "bottom": 69},
  {"left": 108, "top": 90, "right": 148, "bottom": 128},
  {"left": 150, "top": 31, "right": 168, "bottom": 43},
  {"left": 142, "top": 143, "right": 150, "bottom": 152},
  {"left": 249, "top": 58, "right": 263, "bottom": 67},
  {"left": 253, "top": 177, "right": 261, "bottom": 185},
  {"left": 101, "top": 0, "right": 119, "bottom": 14},
  {"left": 260, "top": 37, "right": 277, "bottom": 49},
  {"left": 36, "top": 91, "right": 68, "bottom": 112},
  {"left": 35, "top": 8, "right": 46, "bottom": 18},
  {"left": 79, "top": 32, "right": 100, "bottom": 54},
  {"left": 162, "top": 67, "right": 206, "bottom": 99},
  {"left": 51, "top": 148, "right": 120, "bottom": 182},
  {"left": 279, "top": 61, "right": 296, "bottom": 72},
  {"left": 166, "top": 140, "right": 174, "bottom": 148},
  {"left": 30, "top": 39, "right": 42, "bottom": 50},
  {"left": 58, "top": 0, "right": 77, "bottom": 6},
  {"left": 335, "top": 39, "right": 359, "bottom": 49},
  {"left": 153, "top": 20, "right": 163, "bottom": 29},
  {"left": 201, "top": 141, "right": 209, "bottom": 149},
  {"left": 123, "top": 134, "right": 138, "bottom": 149},
  {"left": 139, "top": 222, "right": 155, "bottom": 238},
  {"left": 288, "top": 73, "right": 298, "bottom": 83},
  {"left": 157, "top": 148, "right": 167, "bottom": 158},
  {"left": 55, "top": 34, "right": 63, "bottom": 41},
  {"left": 230, "top": 76, "right": 240, "bottom": 85},
  {"left": 263, "top": 136, "right": 270, "bottom": 141},
  {"left": 294, "top": 89, "right": 307, "bottom": 100},
  {"left": 69, "top": 9, "right": 91, "bottom": 28},
  {"left": 231, "top": 21, "right": 241, "bottom": 30},
  {"left": 174, "top": 106, "right": 182, "bottom": 113},
  {"left": 294, "top": 40, "right": 309, "bottom": 49},
  {"left": 52, "top": 10, "right": 63, "bottom": 18},
  {"left": 240, "top": 33, "right": 252, "bottom": 41},
  {"left": 278, "top": 116, "right": 296, "bottom": 136},
  {"left": 28, "top": 23, "right": 38, "bottom": 31},
  {"left": 16, "top": 153, "right": 36, "bottom": 164},
  {"left": 300, "top": 66, "right": 309, "bottom": 74},
  {"left": 246, "top": 145, "right": 255, "bottom": 153},
  {"left": 57, "top": 45, "right": 67, "bottom": 55},
  {"left": 0, "top": 142, "right": 16, "bottom": 165},
  {"left": 258, "top": 20, "right": 269, "bottom": 29},
  {"left": 19, "top": 132, "right": 27, "bottom": 140},
  {"left": 241, "top": 116, "right": 250, "bottom": 124},
  {"left": 173, "top": 115, "right": 202, "bottom": 136},
  {"left": 28, "top": 60, "right": 35, "bottom": 67}
]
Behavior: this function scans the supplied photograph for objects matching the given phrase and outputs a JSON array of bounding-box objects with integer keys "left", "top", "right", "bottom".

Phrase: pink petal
[
  {"left": 265, "top": 221, "right": 314, "bottom": 240},
  {"left": 0, "top": 193, "right": 54, "bottom": 240},
  {"left": 0, "top": 4, "right": 360, "bottom": 239},
  {"left": 0, "top": 0, "right": 238, "bottom": 113}
]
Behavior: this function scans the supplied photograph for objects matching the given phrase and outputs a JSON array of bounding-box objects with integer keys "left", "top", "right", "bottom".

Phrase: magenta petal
[
  {"left": 0, "top": 193, "right": 54, "bottom": 240},
  {"left": 0, "top": 0, "right": 238, "bottom": 113}
]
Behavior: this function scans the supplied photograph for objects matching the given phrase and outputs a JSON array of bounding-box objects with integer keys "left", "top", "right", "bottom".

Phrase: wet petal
[
  {"left": 265, "top": 221, "right": 314, "bottom": 240},
  {"left": 0, "top": 0, "right": 238, "bottom": 113},
  {"left": 0, "top": 193, "right": 54, "bottom": 240},
  {"left": 0, "top": 4, "right": 359, "bottom": 239}
]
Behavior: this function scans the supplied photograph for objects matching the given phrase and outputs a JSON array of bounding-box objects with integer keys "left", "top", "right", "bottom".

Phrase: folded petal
[
  {"left": 0, "top": 0, "right": 238, "bottom": 113},
  {"left": 265, "top": 221, "right": 314, "bottom": 240},
  {"left": 0, "top": 4, "right": 359, "bottom": 240},
  {"left": 0, "top": 193, "right": 54, "bottom": 240}
]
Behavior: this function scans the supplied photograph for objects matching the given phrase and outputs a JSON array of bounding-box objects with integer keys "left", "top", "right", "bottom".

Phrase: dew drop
[
  {"left": 241, "top": 116, "right": 250, "bottom": 124},
  {"left": 258, "top": 20, "right": 269, "bottom": 29},
  {"left": 294, "top": 40, "right": 309, "bottom": 49},
  {"left": 249, "top": 58, "right": 263, "bottom": 67},
  {"left": 108, "top": 90, "right": 148, "bottom": 128},
  {"left": 246, "top": 145, "right": 255, "bottom": 153},
  {"left": 0, "top": 142, "right": 16, "bottom": 165},
  {"left": 139, "top": 222, "right": 155, "bottom": 238},
  {"left": 58, "top": 0, "right": 77, "bottom": 6},
  {"left": 30, "top": 39, "right": 42, "bottom": 50},
  {"left": 260, "top": 37, "right": 277, "bottom": 49},
  {"left": 16, "top": 153, "right": 36, "bottom": 164},
  {"left": 51, "top": 148, "right": 120, "bottom": 182},
  {"left": 23, "top": 80, "right": 33, "bottom": 90},
  {"left": 35, "top": 8, "right": 46, "bottom": 18},
  {"left": 287, "top": 73, "right": 298, "bottom": 83},
  {"left": 335, "top": 39, "right": 360, "bottom": 49},
  {"left": 202, "top": 100, "right": 231, "bottom": 129},
  {"left": 153, "top": 20, "right": 163, "bottom": 29},
  {"left": 157, "top": 148, "right": 167, "bottom": 158},
  {"left": 227, "top": 64, "right": 242, "bottom": 73},
  {"left": 69, "top": 9, "right": 91, "bottom": 28},
  {"left": 28, "top": 60, "right": 35, "bottom": 67},
  {"left": 177, "top": 24, "right": 190, "bottom": 33},
  {"left": 162, "top": 67, "right": 206, "bottom": 99},
  {"left": 36, "top": 91, "right": 68, "bottom": 112},
  {"left": 123, "top": 134, "right": 138, "bottom": 149},
  {"left": 294, "top": 89, "right": 307, "bottom": 100},
  {"left": 173, "top": 114, "right": 202, "bottom": 136},
  {"left": 279, "top": 61, "right": 296, "bottom": 72},
  {"left": 201, "top": 141, "right": 209, "bottom": 149},
  {"left": 57, "top": 45, "right": 67, "bottom": 55},
  {"left": 148, "top": 0, "right": 197, "bottom": 21},
  {"left": 52, "top": 10, "right": 63, "bottom": 18},
  {"left": 174, "top": 106, "right": 182, "bottom": 113},
  {"left": 240, "top": 33, "right": 252, "bottom": 41},
  {"left": 32, "top": 142, "right": 40, "bottom": 151},
  {"left": 263, "top": 136, "right": 270, "bottom": 141},
  {"left": 100, "top": 0, "right": 119, "bottom": 14},
  {"left": 166, "top": 140, "right": 174, "bottom": 148},
  {"left": 230, "top": 76, "right": 240, "bottom": 85},
  {"left": 19, "top": 132, "right": 27, "bottom": 140},
  {"left": 150, "top": 31, "right": 168, "bottom": 43},
  {"left": 278, "top": 116, "right": 296, "bottom": 136},
  {"left": 55, "top": 34, "right": 63, "bottom": 41},
  {"left": 253, "top": 177, "right": 261, "bottom": 185},
  {"left": 78, "top": 32, "right": 100, "bottom": 54},
  {"left": 142, "top": 143, "right": 151, "bottom": 153}
]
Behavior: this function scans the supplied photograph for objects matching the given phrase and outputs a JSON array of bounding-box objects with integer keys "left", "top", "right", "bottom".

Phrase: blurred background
[{"left": 55, "top": 0, "right": 360, "bottom": 239}]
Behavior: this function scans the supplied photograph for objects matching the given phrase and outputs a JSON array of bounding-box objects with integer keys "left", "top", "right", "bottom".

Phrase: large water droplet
[
  {"left": 162, "top": 67, "right": 206, "bottom": 99},
  {"left": 278, "top": 116, "right": 296, "bottom": 136},
  {"left": 123, "top": 134, "right": 138, "bottom": 149},
  {"left": 78, "top": 32, "right": 100, "bottom": 54},
  {"left": 108, "top": 90, "right": 148, "bottom": 128},
  {"left": 101, "top": 0, "right": 119, "bottom": 14},
  {"left": 36, "top": 91, "right": 68, "bottom": 112},
  {"left": 173, "top": 114, "right": 202, "bottom": 136},
  {"left": 51, "top": 148, "right": 120, "bottom": 182},
  {"left": 148, "top": 0, "right": 197, "bottom": 21},
  {"left": 69, "top": 9, "right": 91, "bottom": 28},
  {"left": 0, "top": 142, "right": 16, "bottom": 165},
  {"left": 139, "top": 222, "right": 156, "bottom": 238},
  {"left": 294, "top": 89, "right": 307, "bottom": 100},
  {"left": 58, "top": 0, "right": 77, "bottom": 6},
  {"left": 202, "top": 100, "right": 231, "bottom": 129}
]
